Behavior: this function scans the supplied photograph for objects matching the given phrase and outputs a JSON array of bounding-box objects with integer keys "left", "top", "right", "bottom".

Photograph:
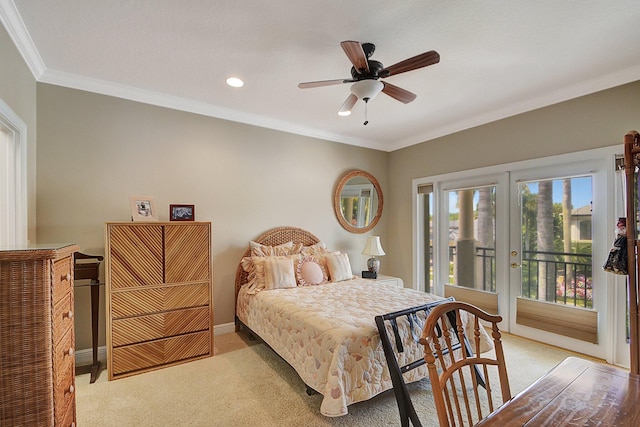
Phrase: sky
[
  {"left": 447, "top": 176, "right": 592, "bottom": 213},
  {"left": 526, "top": 176, "right": 592, "bottom": 209}
]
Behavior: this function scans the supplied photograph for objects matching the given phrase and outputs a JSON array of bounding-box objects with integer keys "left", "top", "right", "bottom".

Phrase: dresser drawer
[
  {"left": 111, "top": 282, "right": 209, "bottom": 318},
  {"left": 54, "top": 327, "right": 75, "bottom": 383},
  {"left": 54, "top": 356, "right": 75, "bottom": 427},
  {"left": 53, "top": 290, "right": 74, "bottom": 345},
  {"left": 112, "top": 330, "right": 210, "bottom": 375},
  {"left": 52, "top": 257, "right": 73, "bottom": 304},
  {"left": 112, "top": 306, "right": 210, "bottom": 347},
  {"left": 60, "top": 399, "right": 76, "bottom": 427}
]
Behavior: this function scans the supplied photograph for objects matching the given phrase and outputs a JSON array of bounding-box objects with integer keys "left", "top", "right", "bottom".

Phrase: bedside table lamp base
[{"left": 362, "top": 236, "right": 385, "bottom": 274}]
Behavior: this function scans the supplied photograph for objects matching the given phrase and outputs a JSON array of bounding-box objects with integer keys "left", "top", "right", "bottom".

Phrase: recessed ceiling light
[
  {"left": 226, "top": 77, "right": 244, "bottom": 88},
  {"left": 338, "top": 111, "right": 351, "bottom": 116}
]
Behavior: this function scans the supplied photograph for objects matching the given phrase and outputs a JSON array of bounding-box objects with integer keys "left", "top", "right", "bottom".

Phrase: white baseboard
[
  {"left": 75, "top": 346, "right": 107, "bottom": 366},
  {"left": 214, "top": 322, "right": 236, "bottom": 335},
  {"left": 75, "top": 322, "right": 237, "bottom": 365}
]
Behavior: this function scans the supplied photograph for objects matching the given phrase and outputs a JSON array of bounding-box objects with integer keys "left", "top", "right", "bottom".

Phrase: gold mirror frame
[{"left": 334, "top": 170, "right": 383, "bottom": 234}]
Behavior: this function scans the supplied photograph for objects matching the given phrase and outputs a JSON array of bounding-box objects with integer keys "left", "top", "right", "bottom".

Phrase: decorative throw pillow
[
  {"left": 250, "top": 241, "right": 295, "bottom": 257},
  {"left": 296, "top": 256, "right": 328, "bottom": 286},
  {"left": 252, "top": 255, "right": 299, "bottom": 290},
  {"left": 241, "top": 256, "right": 260, "bottom": 294},
  {"left": 324, "top": 252, "right": 353, "bottom": 282},
  {"left": 301, "top": 242, "right": 327, "bottom": 256}
]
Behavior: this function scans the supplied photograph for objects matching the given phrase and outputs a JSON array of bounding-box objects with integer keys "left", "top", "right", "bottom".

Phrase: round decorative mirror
[{"left": 334, "top": 170, "right": 383, "bottom": 234}]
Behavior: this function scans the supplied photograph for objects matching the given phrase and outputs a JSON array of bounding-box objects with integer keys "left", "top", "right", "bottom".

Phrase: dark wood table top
[{"left": 476, "top": 356, "right": 640, "bottom": 426}]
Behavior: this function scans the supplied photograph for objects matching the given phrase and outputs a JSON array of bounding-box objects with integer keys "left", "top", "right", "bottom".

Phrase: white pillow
[
  {"left": 325, "top": 252, "right": 353, "bottom": 282},
  {"left": 252, "top": 255, "right": 299, "bottom": 290},
  {"left": 296, "top": 256, "right": 328, "bottom": 286}
]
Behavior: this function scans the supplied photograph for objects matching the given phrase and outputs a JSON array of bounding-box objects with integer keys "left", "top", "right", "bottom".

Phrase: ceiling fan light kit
[
  {"left": 298, "top": 40, "right": 440, "bottom": 124},
  {"left": 350, "top": 80, "right": 384, "bottom": 102}
]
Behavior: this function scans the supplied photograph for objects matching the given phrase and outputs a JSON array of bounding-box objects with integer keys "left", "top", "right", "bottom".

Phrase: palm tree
[
  {"left": 477, "top": 187, "right": 494, "bottom": 291},
  {"left": 562, "top": 179, "right": 572, "bottom": 262},
  {"left": 537, "top": 181, "right": 554, "bottom": 301}
]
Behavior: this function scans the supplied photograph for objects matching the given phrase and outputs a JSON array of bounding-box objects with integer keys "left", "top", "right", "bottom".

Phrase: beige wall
[
  {"left": 386, "top": 80, "right": 640, "bottom": 287},
  {"left": 4, "top": 19, "right": 640, "bottom": 356},
  {"left": 0, "top": 24, "right": 37, "bottom": 241},
  {"left": 35, "top": 84, "right": 389, "bottom": 351}
]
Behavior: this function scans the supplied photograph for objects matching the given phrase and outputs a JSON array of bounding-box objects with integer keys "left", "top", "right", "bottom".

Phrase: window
[{"left": 0, "top": 98, "right": 27, "bottom": 245}]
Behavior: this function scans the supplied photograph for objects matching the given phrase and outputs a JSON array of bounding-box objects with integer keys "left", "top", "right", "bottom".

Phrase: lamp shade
[{"left": 362, "top": 236, "right": 385, "bottom": 257}]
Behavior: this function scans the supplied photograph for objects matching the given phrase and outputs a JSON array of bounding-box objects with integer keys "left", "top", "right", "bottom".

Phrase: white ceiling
[{"left": 2, "top": 1, "right": 640, "bottom": 152}]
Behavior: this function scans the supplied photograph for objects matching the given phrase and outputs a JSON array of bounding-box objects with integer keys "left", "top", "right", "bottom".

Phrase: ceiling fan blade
[
  {"left": 298, "top": 78, "right": 353, "bottom": 89},
  {"left": 383, "top": 50, "right": 440, "bottom": 77},
  {"left": 340, "top": 41, "right": 370, "bottom": 74},
  {"left": 382, "top": 82, "right": 417, "bottom": 104},
  {"left": 338, "top": 93, "right": 358, "bottom": 114}
]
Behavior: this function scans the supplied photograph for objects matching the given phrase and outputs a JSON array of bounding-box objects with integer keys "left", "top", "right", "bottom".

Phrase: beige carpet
[{"left": 76, "top": 332, "right": 599, "bottom": 426}]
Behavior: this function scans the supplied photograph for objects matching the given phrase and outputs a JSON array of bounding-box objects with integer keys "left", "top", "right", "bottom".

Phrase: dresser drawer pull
[
  {"left": 66, "top": 347, "right": 74, "bottom": 357},
  {"left": 67, "top": 384, "right": 75, "bottom": 394},
  {"left": 63, "top": 310, "right": 74, "bottom": 320},
  {"left": 61, "top": 273, "right": 71, "bottom": 282}
]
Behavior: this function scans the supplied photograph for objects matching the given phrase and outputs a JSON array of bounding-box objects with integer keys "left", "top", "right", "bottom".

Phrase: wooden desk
[
  {"left": 74, "top": 253, "right": 103, "bottom": 384},
  {"left": 476, "top": 356, "right": 640, "bottom": 426}
]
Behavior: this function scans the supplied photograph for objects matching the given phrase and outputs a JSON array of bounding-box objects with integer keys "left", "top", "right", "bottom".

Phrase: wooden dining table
[{"left": 475, "top": 356, "right": 640, "bottom": 426}]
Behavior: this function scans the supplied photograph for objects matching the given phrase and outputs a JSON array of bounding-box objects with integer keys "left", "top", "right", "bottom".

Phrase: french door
[
  {"left": 415, "top": 147, "right": 624, "bottom": 363},
  {"left": 508, "top": 160, "right": 609, "bottom": 359}
]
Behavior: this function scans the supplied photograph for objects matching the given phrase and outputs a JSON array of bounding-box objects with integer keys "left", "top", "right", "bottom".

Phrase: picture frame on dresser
[
  {"left": 129, "top": 195, "right": 158, "bottom": 221},
  {"left": 169, "top": 204, "right": 195, "bottom": 221}
]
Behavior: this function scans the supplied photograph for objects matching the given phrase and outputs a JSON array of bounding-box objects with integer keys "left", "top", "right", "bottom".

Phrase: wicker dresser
[
  {"left": 105, "top": 222, "right": 212, "bottom": 380},
  {"left": 0, "top": 243, "right": 79, "bottom": 427}
]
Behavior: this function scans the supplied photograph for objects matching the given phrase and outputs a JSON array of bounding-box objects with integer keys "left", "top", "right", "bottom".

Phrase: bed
[{"left": 234, "top": 226, "right": 491, "bottom": 417}]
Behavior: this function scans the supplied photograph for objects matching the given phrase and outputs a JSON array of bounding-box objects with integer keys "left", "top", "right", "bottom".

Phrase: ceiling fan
[{"left": 298, "top": 41, "right": 440, "bottom": 123}]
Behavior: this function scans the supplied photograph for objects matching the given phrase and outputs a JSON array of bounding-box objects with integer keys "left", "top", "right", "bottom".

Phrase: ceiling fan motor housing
[{"left": 351, "top": 60, "right": 385, "bottom": 80}]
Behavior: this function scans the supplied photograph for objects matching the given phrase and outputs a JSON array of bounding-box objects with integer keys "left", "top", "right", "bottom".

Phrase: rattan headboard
[{"left": 234, "top": 226, "right": 321, "bottom": 303}]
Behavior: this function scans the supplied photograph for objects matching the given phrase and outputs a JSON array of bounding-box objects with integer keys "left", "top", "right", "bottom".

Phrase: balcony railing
[{"left": 448, "top": 247, "right": 592, "bottom": 308}]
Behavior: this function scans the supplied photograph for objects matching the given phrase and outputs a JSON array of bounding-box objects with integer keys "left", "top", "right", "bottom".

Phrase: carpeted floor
[{"left": 76, "top": 332, "right": 600, "bottom": 426}]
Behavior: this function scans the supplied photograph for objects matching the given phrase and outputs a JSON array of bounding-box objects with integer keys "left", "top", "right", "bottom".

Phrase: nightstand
[{"left": 361, "top": 274, "right": 404, "bottom": 288}]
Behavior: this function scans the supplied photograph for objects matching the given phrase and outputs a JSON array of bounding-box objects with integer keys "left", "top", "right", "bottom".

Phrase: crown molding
[
  {"left": 0, "top": 0, "right": 45, "bottom": 79},
  {"left": 39, "top": 67, "right": 381, "bottom": 150},
  {"left": 389, "top": 63, "right": 640, "bottom": 152}
]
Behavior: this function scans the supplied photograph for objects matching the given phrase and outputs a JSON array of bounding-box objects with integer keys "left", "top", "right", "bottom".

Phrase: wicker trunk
[
  {"left": 105, "top": 222, "right": 213, "bottom": 380},
  {"left": 0, "top": 244, "right": 79, "bottom": 427}
]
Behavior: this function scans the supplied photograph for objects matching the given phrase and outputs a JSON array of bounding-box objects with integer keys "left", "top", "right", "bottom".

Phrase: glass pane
[
  {"left": 446, "top": 186, "right": 496, "bottom": 292},
  {"left": 519, "top": 176, "right": 593, "bottom": 308},
  {"left": 340, "top": 187, "right": 372, "bottom": 228}
]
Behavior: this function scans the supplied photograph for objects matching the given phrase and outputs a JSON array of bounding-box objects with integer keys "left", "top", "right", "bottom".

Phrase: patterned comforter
[{"left": 236, "top": 278, "right": 492, "bottom": 417}]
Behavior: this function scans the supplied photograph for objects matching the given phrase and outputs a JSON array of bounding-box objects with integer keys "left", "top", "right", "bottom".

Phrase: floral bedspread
[{"left": 236, "top": 278, "right": 492, "bottom": 417}]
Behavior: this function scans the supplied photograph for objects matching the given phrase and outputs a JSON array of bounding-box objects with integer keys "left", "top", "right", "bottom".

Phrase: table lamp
[{"left": 362, "top": 236, "right": 385, "bottom": 273}]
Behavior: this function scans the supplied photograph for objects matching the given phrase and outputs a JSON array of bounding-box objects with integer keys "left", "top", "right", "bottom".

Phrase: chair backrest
[
  {"left": 419, "top": 301, "right": 511, "bottom": 427},
  {"left": 375, "top": 297, "right": 455, "bottom": 427}
]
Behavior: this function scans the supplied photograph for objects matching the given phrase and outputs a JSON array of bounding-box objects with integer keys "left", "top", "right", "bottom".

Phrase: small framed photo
[
  {"left": 170, "top": 204, "right": 195, "bottom": 221},
  {"left": 130, "top": 195, "right": 158, "bottom": 222}
]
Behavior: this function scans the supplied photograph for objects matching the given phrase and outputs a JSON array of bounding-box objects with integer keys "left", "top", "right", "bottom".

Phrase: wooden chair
[
  {"left": 420, "top": 301, "right": 511, "bottom": 427},
  {"left": 375, "top": 297, "right": 472, "bottom": 427}
]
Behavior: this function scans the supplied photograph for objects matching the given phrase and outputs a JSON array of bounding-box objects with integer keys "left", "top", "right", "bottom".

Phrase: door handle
[{"left": 511, "top": 262, "right": 520, "bottom": 268}]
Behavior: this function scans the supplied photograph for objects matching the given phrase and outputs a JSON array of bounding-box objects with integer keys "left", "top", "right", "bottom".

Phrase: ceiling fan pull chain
[{"left": 364, "top": 100, "right": 369, "bottom": 126}]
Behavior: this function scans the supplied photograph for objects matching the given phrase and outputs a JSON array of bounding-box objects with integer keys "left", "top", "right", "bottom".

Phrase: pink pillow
[{"left": 296, "top": 256, "right": 328, "bottom": 286}]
